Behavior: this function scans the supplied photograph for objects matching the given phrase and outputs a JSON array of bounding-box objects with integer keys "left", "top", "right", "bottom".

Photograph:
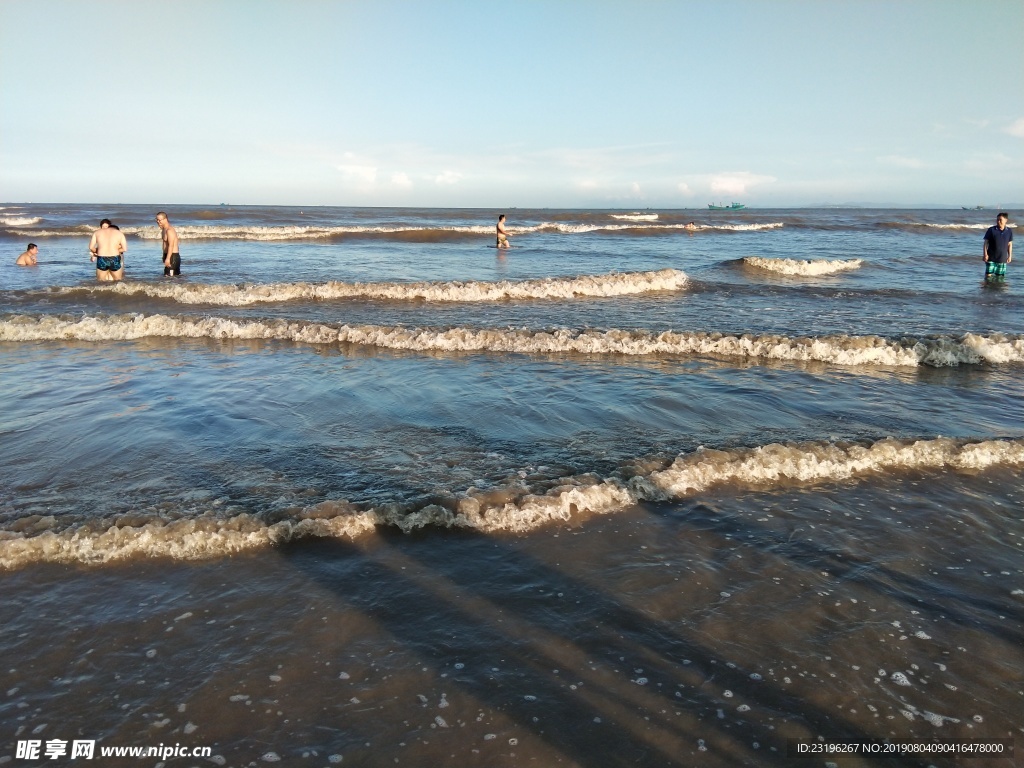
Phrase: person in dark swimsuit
[
  {"left": 89, "top": 218, "right": 127, "bottom": 281},
  {"left": 95, "top": 255, "right": 123, "bottom": 272}
]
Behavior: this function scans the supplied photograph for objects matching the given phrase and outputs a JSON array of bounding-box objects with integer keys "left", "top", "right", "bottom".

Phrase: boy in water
[
  {"left": 15, "top": 243, "right": 38, "bottom": 266},
  {"left": 983, "top": 212, "right": 1013, "bottom": 283},
  {"left": 496, "top": 214, "right": 511, "bottom": 249}
]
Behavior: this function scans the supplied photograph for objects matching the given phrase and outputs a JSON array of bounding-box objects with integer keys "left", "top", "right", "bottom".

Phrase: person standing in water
[
  {"left": 89, "top": 219, "right": 127, "bottom": 281},
  {"left": 983, "top": 212, "right": 1012, "bottom": 283},
  {"left": 156, "top": 211, "right": 181, "bottom": 277},
  {"left": 496, "top": 214, "right": 511, "bottom": 249},
  {"left": 15, "top": 243, "right": 38, "bottom": 266}
]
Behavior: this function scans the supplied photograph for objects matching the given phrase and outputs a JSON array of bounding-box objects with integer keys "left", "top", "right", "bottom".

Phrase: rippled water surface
[{"left": 1, "top": 204, "right": 1022, "bottom": 766}]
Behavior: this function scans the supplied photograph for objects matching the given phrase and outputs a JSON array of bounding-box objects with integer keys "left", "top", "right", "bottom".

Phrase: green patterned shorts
[{"left": 985, "top": 261, "right": 1007, "bottom": 280}]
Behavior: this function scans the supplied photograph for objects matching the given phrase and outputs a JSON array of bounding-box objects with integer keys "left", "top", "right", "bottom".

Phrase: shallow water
[{"left": 1, "top": 204, "right": 1022, "bottom": 766}]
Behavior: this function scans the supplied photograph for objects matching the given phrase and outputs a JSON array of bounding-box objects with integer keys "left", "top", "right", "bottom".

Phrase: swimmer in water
[
  {"left": 496, "top": 214, "right": 511, "bottom": 249},
  {"left": 15, "top": 243, "right": 38, "bottom": 266}
]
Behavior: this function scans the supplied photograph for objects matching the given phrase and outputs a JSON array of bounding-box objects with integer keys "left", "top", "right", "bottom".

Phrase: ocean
[{"left": 1, "top": 204, "right": 1022, "bottom": 767}]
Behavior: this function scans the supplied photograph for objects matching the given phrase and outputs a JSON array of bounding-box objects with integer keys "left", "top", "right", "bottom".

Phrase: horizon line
[{"left": 3, "top": 201, "right": 1022, "bottom": 210}]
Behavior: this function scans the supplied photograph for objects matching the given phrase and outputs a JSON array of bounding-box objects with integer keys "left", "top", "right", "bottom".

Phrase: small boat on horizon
[
  {"left": 961, "top": 206, "right": 985, "bottom": 210},
  {"left": 708, "top": 202, "right": 746, "bottom": 210}
]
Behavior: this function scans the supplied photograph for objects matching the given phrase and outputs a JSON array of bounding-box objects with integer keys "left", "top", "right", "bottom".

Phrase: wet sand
[{"left": 4, "top": 468, "right": 1021, "bottom": 767}]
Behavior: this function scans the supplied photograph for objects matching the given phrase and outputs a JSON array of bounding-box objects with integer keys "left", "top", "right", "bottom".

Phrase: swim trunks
[
  {"left": 985, "top": 261, "right": 1007, "bottom": 280},
  {"left": 496, "top": 234, "right": 508, "bottom": 247},
  {"left": 96, "top": 256, "right": 122, "bottom": 272},
  {"left": 164, "top": 253, "right": 181, "bottom": 277}
]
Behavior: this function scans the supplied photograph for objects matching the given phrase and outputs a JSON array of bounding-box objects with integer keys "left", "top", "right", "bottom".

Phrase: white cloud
[
  {"left": 708, "top": 171, "right": 776, "bottom": 196},
  {"left": 1006, "top": 117, "right": 1024, "bottom": 138},
  {"left": 629, "top": 181, "right": 641, "bottom": 196},
  {"left": 435, "top": 170, "right": 462, "bottom": 185},
  {"left": 877, "top": 155, "right": 925, "bottom": 169},
  {"left": 336, "top": 164, "right": 377, "bottom": 183},
  {"left": 677, "top": 182, "right": 694, "bottom": 197},
  {"left": 336, "top": 151, "right": 378, "bottom": 184},
  {"left": 391, "top": 172, "right": 413, "bottom": 189}
]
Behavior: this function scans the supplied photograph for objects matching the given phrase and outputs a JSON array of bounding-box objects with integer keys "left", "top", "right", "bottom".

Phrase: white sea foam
[
  {"left": 631, "top": 438, "right": 1024, "bottom": 500},
  {"left": 610, "top": 213, "right": 659, "bottom": 221},
  {"left": 704, "top": 222, "right": 784, "bottom": 232},
  {"left": 540, "top": 221, "right": 783, "bottom": 234},
  {"left": 1, "top": 436, "right": 1021, "bottom": 569},
  {"left": 0, "top": 510, "right": 379, "bottom": 571},
  {"left": 0, "top": 216, "right": 42, "bottom": 226},
  {"left": 121, "top": 224, "right": 495, "bottom": 240},
  {"left": 743, "top": 257, "right": 863, "bottom": 276},
  {"left": 135, "top": 221, "right": 780, "bottom": 239},
  {"left": 4, "top": 315, "right": 1022, "bottom": 368},
  {"left": 53, "top": 269, "right": 689, "bottom": 305},
  {"left": 6, "top": 225, "right": 94, "bottom": 237},
  {"left": 11, "top": 221, "right": 784, "bottom": 239},
  {"left": 916, "top": 223, "right": 1009, "bottom": 230}
]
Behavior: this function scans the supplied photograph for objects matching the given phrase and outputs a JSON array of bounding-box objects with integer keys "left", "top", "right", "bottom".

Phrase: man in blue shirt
[{"left": 982, "top": 212, "right": 1013, "bottom": 282}]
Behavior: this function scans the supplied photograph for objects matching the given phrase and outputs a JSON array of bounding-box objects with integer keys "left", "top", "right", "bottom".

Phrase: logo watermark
[{"left": 15, "top": 739, "right": 212, "bottom": 761}]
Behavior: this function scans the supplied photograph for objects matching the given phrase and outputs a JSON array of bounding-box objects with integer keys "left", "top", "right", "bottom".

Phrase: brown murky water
[{"left": 3, "top": 468, "right": 1021, "bottom": 767}]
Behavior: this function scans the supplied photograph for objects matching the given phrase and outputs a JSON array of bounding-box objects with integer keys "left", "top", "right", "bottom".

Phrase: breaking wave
[
  {"left": 879, "top": 221, "right": 1015, "bottom": 232},
  {"left": 3, "top": 314, "right": 1023, "bottom": 368},
  {"left": 49, "top": 269, "right": 689, "bottom": 305},
  {"left": 915, "top": 222, "right": 1009, "bottom": 230},
  {"left": 8, "top": 222, "right": 785, "bottom": 240},
  {"left": 743, "top": 257, "right": 863, "bottom": 276},
  {"left": 0, "top": 216, "right": 42, "bottom": 226},
  {"left": 1, "top": 436, "right": 1020, "bottom": 569},
  {"left": 610, "top": 213, "right": 659, "bottom": 221}
]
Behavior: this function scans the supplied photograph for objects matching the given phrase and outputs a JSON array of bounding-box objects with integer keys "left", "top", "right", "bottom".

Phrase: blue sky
[{"left": 1, "top": 0, "right": 1021, "bottom": 207}]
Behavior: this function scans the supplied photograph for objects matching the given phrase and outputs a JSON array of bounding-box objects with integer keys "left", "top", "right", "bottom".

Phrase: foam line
[
  {"left": 51, "top": 269, "right": 690, "bottom": 306},
  {"left": 8, "top": 222, "right": 785, "bottom": 240},
  {"left": 610, "top": 213, "right": 659, "bottom": 221},
  {"left": 3, "top": 314, "right": 1022, "bottom": 367},
  {"left": 743, "top": 257, "right": 863, "bottom": 275},
  {"left": 1, "top": 437, "right": 1020, "bottom": 569}
]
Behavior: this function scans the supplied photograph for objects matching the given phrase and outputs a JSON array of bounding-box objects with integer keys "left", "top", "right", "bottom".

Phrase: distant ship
[
  {"left": 708, "top": 202, "right": 746, "bottom": 210},
  {"left": 961, "top": 206, "right": 984, "bottom": 210}
]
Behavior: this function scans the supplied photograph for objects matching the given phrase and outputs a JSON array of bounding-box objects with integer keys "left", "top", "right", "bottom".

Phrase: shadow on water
[
  {"left": 283, "top": 523, "right": 925, "bottom": 768},
  {"left": 663, "top": 499, "right": 1024, "bottom": 645}
]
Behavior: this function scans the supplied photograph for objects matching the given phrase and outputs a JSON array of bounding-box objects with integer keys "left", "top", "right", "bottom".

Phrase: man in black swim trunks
[
  {"left": 89, "top": 219, "right": 127, "bottom": 281},
  {"left": 156, "top": 211, "right": 181, "bottom": 277}
]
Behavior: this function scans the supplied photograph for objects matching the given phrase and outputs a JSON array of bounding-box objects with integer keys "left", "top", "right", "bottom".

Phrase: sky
[{"left": 1, "top": 0, "right": 1022, "bottom": 207}]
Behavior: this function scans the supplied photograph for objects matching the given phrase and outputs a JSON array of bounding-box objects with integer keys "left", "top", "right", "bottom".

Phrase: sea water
[{"left": 1, "top": 205, "right": 1022, "bottom": 766}]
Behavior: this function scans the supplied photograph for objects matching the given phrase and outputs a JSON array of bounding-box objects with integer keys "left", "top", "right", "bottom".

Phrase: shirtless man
[
  {"left": 496, "top": 214, "right": 511, "bottom": 249},
  {"left": 156, "top": 211, "right": 181, "bottom": 276},
  {"left": 15, "top": 243, "right": 38, "bottom": 266},
  {"left": 89, "top": 219, "right": 127, "bottom": 281}
]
